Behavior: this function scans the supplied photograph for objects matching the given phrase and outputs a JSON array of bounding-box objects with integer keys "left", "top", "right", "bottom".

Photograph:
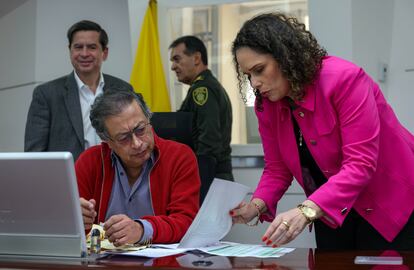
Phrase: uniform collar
[{"left": 191, "top": 69, "right": 211, "bottom": 84}]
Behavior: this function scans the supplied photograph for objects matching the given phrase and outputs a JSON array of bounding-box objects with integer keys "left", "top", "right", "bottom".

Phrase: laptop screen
[{"left": 0, "top": 152, "right": 86, "bottom": 258}]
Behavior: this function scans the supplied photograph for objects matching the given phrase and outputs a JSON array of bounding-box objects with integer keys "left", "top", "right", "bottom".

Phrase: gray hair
[{"left": 90, "top": 88, "right": 152, "bottom": 140}]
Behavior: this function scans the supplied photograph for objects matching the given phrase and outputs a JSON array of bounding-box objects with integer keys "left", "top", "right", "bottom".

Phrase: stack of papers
[
  {"left": 101, "top": 179, "right": 295, "bottom": 259},
  {"left": 110, "top": 242, "right": 294, "bottom": 259}
]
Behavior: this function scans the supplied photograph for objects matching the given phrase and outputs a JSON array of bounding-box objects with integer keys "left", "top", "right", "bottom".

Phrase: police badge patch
[{"left": 192, "top": 87, "right": 208, "bottom": 106}]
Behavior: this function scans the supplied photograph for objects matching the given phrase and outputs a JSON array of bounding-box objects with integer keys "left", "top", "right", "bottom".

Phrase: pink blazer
[{"left": 253, "top": 56, "right": 414, "bottom": 242}]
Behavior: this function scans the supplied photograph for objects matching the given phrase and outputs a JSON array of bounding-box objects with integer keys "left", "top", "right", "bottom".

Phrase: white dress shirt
[{"left": 74, "top": 71, "right": 104, "bottom": 149}]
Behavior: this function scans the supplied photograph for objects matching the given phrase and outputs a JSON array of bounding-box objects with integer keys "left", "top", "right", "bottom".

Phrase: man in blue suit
[{"left": 25, "top": 20, "right": 132, "bottom": 161}]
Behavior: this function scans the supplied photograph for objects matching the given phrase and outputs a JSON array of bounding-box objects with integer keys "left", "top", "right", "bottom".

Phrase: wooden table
[{"left": 0, "top": 248, "right": 412, "bottom": 269}]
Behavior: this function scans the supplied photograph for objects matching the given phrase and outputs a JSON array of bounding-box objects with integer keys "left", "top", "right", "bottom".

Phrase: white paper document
[
  {"left": 112, "top": 247, "right": 189, "bottom": 258},
  {"left": 178, "top": 178, "right": 251, "bottom": 248},
  {"left": 199, "top": 242, "right": 295, "bottom": 258},
  {"left": 113, "top": 242, "right": 294, "bottom": 259}
]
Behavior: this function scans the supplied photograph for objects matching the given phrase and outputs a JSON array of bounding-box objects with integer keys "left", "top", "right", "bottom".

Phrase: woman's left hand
[{"left": 262, "top": 207, "right": 309, "bottom": 247}]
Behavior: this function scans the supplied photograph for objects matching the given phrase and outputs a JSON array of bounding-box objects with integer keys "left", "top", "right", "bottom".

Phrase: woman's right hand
[{"left": 230, "top": 200, "right": 265, "bottom": 224}]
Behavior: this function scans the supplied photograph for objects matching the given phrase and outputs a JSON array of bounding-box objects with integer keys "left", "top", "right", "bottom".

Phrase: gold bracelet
[
  {"left": 251, "top": 201, "right": 263, "bottom": 214},
  {"left": 246, "top": 201, "right": 262, "bottom": 227}
]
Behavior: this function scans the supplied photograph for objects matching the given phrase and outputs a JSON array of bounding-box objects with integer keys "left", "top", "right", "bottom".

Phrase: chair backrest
[{"left": 151, "top": 112, "right": 194, "bottom": 149}]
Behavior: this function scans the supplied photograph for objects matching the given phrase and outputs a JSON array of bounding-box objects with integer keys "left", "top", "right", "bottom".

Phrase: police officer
[{"left": 169, "top": 36, "right": 233, "bottom": 203}]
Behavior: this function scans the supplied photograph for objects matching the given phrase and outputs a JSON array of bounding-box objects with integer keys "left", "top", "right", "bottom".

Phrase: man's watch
[{"left": 297, "top": 204, "right": 317, "bottom": 224}]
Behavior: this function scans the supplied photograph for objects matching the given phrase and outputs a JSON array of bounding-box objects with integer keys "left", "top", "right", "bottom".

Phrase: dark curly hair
[{"left": 232, "top": 12, "right": 327, "bottom": 109}]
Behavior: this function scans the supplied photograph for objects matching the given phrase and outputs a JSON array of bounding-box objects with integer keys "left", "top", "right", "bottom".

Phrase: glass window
[{"left": 167, "top": 0, "right": 308, "bottom": 144}]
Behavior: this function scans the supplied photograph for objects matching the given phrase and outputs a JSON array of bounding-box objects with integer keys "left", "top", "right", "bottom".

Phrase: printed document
[
  {"left": 178, "top": 178, "right": 251, "bottom": 248},
  {"left": 199, "top": 242, "right": 295, "bottom": 258}
]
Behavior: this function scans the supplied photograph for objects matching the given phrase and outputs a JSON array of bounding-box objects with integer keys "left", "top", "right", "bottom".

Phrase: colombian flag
[{"left": 130, "top": 0, "right": 171, "bottom": 111}]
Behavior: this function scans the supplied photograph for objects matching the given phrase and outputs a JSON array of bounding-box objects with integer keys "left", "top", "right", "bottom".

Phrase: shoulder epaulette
[{"left": 192, "top": 75, "right": 204, "bottom": 84}]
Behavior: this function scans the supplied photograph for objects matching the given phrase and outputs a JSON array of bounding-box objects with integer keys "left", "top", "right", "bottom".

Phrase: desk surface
[{"left": 0, "top": 248, "right": 413, "bottom": 269}]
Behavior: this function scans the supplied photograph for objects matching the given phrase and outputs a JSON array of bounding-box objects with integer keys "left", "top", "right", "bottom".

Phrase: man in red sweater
[{"left": 75, "top": 88, "right": 200, "bottom": 246}]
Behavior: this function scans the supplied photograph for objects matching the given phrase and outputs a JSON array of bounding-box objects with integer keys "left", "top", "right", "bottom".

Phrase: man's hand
[
  {"left": 104, "top": 214, "right": 143, "bottom": 247},
  {"left": 80, "top": 197, "right": 96, "bottom": 230}
]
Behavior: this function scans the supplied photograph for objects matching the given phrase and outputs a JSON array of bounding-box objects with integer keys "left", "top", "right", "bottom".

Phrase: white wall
[
  {"left": 0, "top": 85, "right": 34, "bottom": 151},
  {"left": 351, "top": 0, "right": 394, "bottom": 95},
  {"left": 309, "top": 0, "right": 393, "bottom": 94},
  {"left": 127, "top": 0, "right": 147, "bottom": 73},
  {"left": 309, "top": 0, "right": 413, "bottom": 132},
  {"left": 387, "top": 0, "right": 414, "bottom": 132},
  {"left": 308, "top": 0, "right": 353, "bottom": 61},
  {"left": 0, "top": 0, "right": 36, "bottom": 90},
  {"left": 0, "top": 0, "right": 37, "bottom": 152}
]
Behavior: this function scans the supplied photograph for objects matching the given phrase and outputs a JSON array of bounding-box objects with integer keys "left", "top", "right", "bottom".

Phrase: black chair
[
  {"left": 150, "top": 112, "right": 194, "bottom": 149},
  {"left": 151, "top": 112, "right": 214, "bottom": 205}
]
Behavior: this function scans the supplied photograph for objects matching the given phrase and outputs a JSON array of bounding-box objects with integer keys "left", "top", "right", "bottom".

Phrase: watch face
[{"left": 303, "top": 206, "right": 316, "bottom": 218}]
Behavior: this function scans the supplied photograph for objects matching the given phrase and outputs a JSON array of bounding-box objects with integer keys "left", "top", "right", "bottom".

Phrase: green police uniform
[{"left": 179, "top": 69, "right": 233, "bottom": 200}]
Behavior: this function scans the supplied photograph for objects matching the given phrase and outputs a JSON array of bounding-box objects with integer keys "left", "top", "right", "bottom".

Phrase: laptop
[
  {"left": 151, "top": 112, "right": 194, "bottom": 149},
  {"left": 0, "top": 152, "right": 87, "bottom": 258}
]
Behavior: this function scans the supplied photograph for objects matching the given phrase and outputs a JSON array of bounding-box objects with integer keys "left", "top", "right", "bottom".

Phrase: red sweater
[{"left": 75, "top": 134, "right": 200, "bottom": 243}]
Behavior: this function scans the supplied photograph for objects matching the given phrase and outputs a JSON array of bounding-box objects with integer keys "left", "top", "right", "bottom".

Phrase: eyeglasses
[{"left": 109, "top": 122, "right": 151, "bottom": 145}]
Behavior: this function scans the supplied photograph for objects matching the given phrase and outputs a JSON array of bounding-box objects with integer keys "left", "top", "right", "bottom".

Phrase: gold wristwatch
[{"left": 297, "top": 204, "right": 317, "bottom": 224}]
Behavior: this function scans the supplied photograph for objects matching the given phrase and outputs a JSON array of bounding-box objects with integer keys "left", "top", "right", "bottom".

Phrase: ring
[{"left": 282, "top": 220, "right": 290, "bottom": 229}]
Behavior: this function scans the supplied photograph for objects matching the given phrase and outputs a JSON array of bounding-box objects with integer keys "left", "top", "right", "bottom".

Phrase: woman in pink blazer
[{"left": 230, "top": 13, "right": 414, "bottom": 250}]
